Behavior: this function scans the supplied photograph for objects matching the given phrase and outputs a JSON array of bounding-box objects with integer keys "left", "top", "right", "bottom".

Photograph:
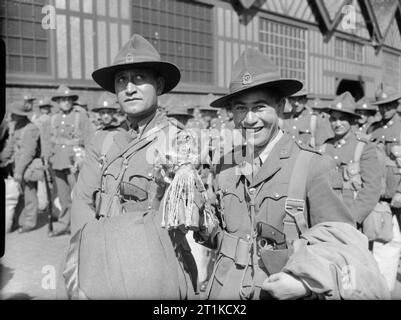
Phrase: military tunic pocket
[
  {"left": 259, "top": 183, "right": 288, "bottom": 228},
  {"left": 220, "top": 185, "right": 245, "bottom": 233}
]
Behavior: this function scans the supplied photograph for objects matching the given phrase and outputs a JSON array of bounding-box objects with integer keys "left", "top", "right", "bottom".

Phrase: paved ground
[{"left": 1, "top": 213, "right": 401, "bottom": 300}]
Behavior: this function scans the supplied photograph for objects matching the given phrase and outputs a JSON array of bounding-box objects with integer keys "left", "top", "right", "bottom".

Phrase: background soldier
[
  {"left": 91, "top": 91, "right": 128, "bottom": 132},
  {"left": 282, "top": 89, "right": 332, "bottom": 148},
  {"left": 368, "top": 86, "right": 401, "bottom": 230},
  {"left": 1, "top": 102, "right": 41, "bottom": 233},
  {"left": 319, "top": 92, "right": 381, "bottom": 225},
  {"left": 166, "top": 107, "right": 194, "bottom": 126},
  {"left": 355, "top": 97, "right": 379, "bottom": 136},
  {"left": 42, "top": 85, "right": 94, "bottom": 237}
]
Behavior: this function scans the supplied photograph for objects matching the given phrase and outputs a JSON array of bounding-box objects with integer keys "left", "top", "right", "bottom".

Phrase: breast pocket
[
  {"left": 329, "top": 166, "right": 344, "bottom": 191},
  {"left": 220, "top": 185, "right": 246, "bottom": 233},
  {"left": 258, "top": 183, "right": 288, "bottom": 228},
  {"left": 102, "top": 159, "right": 123, "bottom": 193}
]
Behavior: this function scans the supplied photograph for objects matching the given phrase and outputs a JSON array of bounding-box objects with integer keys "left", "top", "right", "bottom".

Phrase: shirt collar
[{"left": 258, "top": 129, "right": 284, "bottom": 164}]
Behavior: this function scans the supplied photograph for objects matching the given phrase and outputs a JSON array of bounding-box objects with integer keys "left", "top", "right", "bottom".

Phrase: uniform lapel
[{"left": 250, "top": 134, "right": 292, "bottom": 188}]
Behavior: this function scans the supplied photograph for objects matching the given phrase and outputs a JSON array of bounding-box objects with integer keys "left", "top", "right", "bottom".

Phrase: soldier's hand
[
  {"left": 262, "top": 272, "right": 311, "bottom": 300},
  {"left": 391, "top": 192, "right": 401, "bottom": 208}
]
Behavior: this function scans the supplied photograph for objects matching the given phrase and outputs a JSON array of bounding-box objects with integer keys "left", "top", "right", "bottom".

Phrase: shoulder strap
[
  {"left": 283, "top": 150, "right": 313, "bottom": 248},
  {"left": 74, "top": 111, "right": 80, "bottom": 137},
  {"left": 354, "top": 141, "right": 366, "bottom": 163},
  {"left": 50, "top": 114, "right": 58, "bottom": 129},
  {"left": 310, "top": 114, "right": 317, "bottom": 138}
]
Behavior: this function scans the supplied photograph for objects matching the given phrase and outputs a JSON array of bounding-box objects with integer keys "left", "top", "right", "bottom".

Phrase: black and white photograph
[{"left": 1, "top": 0, "right": 401, "bottom": 303}]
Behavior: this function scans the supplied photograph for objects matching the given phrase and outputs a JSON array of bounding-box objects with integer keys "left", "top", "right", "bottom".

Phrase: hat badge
[
  {"left": 242, "top": 72, "right": 252, "bottom": 85},
  {"left": 103, "top": 101, "right": 108, "bottom": 107},
  {"left": 363, "top": 103, "right": 367, "bottom": 109},
  {"left": 336, "top": 102, "right": 342, "bottom": 109},
  {"left": 382, "top": 92, "right": 388, "bottom": 99},
  {"left": 125, "top": 53, "right": 134, "bottom": 63}
]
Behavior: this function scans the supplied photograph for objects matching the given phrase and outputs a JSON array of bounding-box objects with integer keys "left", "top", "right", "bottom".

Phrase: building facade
[{"left": 2, "top": 0, "right": 401, "bottom": 108}]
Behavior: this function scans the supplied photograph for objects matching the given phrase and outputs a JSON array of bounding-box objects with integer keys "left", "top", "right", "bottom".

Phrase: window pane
[
  {"left": 9, "top": 55, "right": 22, "bottom": 72},
  {"left": 259, "top": 19, "right": 306, "bottom": 82},
  {"left": 131, "top": 0, "right": 213, "bottom": 84},
  {"left": 22, "top": 56, "right": 35, "bottom": 72}
]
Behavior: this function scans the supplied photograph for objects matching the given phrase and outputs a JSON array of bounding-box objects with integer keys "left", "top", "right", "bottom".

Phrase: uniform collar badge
[
  {"left": 126, "top": 53, "right": 134, "bottom": 63},
  {"left": 242, "top": 72, "right": 252, "bottom": 85}
]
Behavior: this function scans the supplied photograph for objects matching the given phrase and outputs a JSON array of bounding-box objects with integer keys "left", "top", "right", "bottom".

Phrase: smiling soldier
[{"left": 195, "top": 48, "right": 390, "bottom": 300}]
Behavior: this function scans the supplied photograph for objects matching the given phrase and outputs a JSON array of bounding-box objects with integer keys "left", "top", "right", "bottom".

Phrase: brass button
[
  {"left": 249, "top": 188, "right": 256, "bottom": 194},
  {"left": 246, "top": 234, "right": 251, "bottom": 241},
  {"left": 61, "top": 145, "right": 65, "bottom": 148},
  {"left": 61, "top": 121, "right": 65, "bottom": 125}
]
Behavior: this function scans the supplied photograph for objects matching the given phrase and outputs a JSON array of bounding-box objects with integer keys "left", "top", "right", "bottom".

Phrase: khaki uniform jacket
[
  {"left": 204, "top": 133, "right": 387, "bottom": 299},
  {"left": 282, "top": 108, "right": 334, "bottom": 147},
  {"left": 42, "top": 107, "right": 93, "bottom": 169},
  {"left": 68, "top": 111, "right": 199, "bottom": 299},
  {"left": 0, "top": 121, "right": 40, "bottom": 178},
  {"left": 369, "top": 113, "right": 401, "bottom": 199},
  {"left": 321, "top": 131, "right": 381, "bottom": 224}
]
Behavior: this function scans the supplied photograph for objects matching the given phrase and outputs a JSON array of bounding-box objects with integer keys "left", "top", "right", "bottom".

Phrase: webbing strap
[
  {"left": 310, "top": 114, "right": 317, "bottom": 148},
  {"left": 283, "top": 150, "right": 313, "bottom": 248},
  {"left": 354, "top": 141, "right": 365, "bottom": 163},
  {"left": 73, "top": 111, "right": 80, "bottom": 138}
]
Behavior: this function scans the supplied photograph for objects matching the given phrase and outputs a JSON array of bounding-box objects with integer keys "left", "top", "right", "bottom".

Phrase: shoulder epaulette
[
  {"left": 355, "top": 132, "right": 369, "bottom": 143},
  {"left": 295, "top": 140, "right": 322, "bottom": 155},
  {"left": 166, "top": 117, "right": 185, "bottom": 130}
]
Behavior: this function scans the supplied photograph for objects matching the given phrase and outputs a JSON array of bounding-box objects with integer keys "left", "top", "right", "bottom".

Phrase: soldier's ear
[
  {"left": 277, "top": 98, "right": 285, "bottom": 117},
  {"left": 156, "top": 77, "right": 164, "bottom": 96}
]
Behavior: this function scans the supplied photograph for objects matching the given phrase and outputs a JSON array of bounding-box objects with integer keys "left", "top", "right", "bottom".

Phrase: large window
[
  {"left": 335, "top": 38, "right": 363, "bottom": 62},
  {"left": 0, "top": 0, "right": 50, "bottom": 74},
  {"left": 132, "top": 0, "right": 213, "bottom": 85},
  {"left": 383, "top": 51, "right": 400, "bottom": 91},
  {"left": 259, "top": 19, "right": 306, "bottom": 82}
]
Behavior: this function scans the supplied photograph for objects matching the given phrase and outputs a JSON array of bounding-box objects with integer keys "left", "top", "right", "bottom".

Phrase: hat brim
[
  {"left": 51, "top": 95, "right": 79, "bottom": 102},
  {"left": 199, "top": 107, "right": 218, "bottom": 112},
  {"left": 91, "top": 106, "right": 120, "bottom": 112},
  {"left": 354, "top": 107, "right": 377, "bottom": 112},
  {"left": 11, "top": 110, "right": 31, "bottom": 116},
  {"left": 92, "top": 61, "right": 181, "bottom": 94},
  {"left": 372, "top": 93, "right": 401, "bottom": 105},
  {"left": 167, "top": 113, "right": 194, "bottom": 118},
  {"left": 326, "top": 106, "right": 361, "bottom": 118},
  {"left": 210, "top": 79, "right": 303, "bottom": 108}
]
